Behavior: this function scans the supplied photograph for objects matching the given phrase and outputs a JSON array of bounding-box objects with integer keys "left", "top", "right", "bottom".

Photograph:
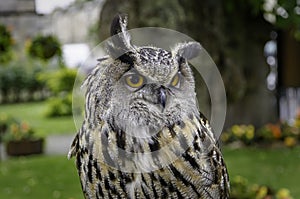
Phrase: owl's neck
[{"left": 84, "top": 112, "right": 204, "bottom": 173}]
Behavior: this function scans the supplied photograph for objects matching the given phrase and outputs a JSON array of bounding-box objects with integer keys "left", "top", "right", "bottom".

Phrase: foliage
[
  {"left": 230, "top": 175, "right": 293, "bottom": 199},
  {"left": 27, "top": 35, "right": 62, "bottom": 62},
  {"left": 45, "top": 94, "right": 73, "bottom": 117},
  {"left": 0, "top": 102, "right": 76, "bottom": 136},
  {"left": 0, "top": 113, "right": 40, "bottom": 143},
  {"left": 0, "top": 114, "right": 16, "bottom": 142},
  {"left": 222, "top": 124, "right": 255, "bottom": 145},
  {"left": 0, "top": 24, "right": 13, "bottom": 63},
  {"left": 266, "top": 0, "right": 300, "bottom": 40},
  {"left": 38, "top": 68, "right": 77, "bottom": 95},
  {"left": 222, "top": 121, "right": 300, "bottom": 147},
  {"left": 38, "top": 68, "right": 77, "bottom": 117},
  {"left": 294, "top": 112, "right": 300, "bottom": 128},
  {"left": 0, "top": 59, "right": 47, "bottom": 103},
  {"left": 225, "top": 0, "right": 300, "bottom": 40}
]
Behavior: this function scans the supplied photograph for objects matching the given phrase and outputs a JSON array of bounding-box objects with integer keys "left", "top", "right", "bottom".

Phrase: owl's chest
[
  {"left": 79, "top": 147, "right": 215, "bottom": 199},
  {"left": 87, "top": 117, "right": 204, "bottom": 171},
  {"left": 77, "top": 116, "right": 224, "bottom": 198}
]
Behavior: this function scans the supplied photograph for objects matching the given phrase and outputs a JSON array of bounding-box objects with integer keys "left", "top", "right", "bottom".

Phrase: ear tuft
[
  {"left": 110, "top": 13, "right": 131, "bottom": 48},
  {"left": 173, "top": 42, "right": 201, "bottom": 60},
  {"left": 106, "top": 13, "right": 135, "bottom": 64}
]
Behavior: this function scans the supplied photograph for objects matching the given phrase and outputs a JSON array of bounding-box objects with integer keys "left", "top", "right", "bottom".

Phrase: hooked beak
[{"left": 158, "top": 86, "right": 167, "bottom": 109}]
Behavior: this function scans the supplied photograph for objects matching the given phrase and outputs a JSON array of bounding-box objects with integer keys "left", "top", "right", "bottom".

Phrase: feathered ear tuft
[
  {"left": 172, "top": 42, "right": 201, "bottom": 60},
  {"left": 106, "top": 14, "right": 136, "bottom": 64}
]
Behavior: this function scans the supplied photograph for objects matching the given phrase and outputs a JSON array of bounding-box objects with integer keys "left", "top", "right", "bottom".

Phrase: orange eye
[
  {"left": 125, "top": 74, "right": 144, "bottom": 88},
  {"left": 171, "top": 73, "right": 180, "bottom": 87}
]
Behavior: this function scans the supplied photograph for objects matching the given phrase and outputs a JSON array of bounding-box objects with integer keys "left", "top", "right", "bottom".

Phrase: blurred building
[
  {"left": 0, "top": 0, "right": 104, "bottom": 68},
  {"left": 0, "top": 0, "right": 48, "bottom": 51}
]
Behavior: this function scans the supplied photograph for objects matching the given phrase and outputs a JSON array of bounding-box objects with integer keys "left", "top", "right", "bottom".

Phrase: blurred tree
[
  {"left": 97, "top": 0, "right": 299, "bottom": 126},
  {"left": 27, "top": 35, "right": 63, "bottom": 66},
  {"left": 0, "top": 24, "right": 13, "bottom": 64},
  {"left": 263, "top": 0, "right": 300, "bottom": 40}
]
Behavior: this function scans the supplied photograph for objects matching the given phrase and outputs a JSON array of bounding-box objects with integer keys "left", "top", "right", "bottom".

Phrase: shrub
[
  {"left": 0, "top": 113, "right": 41, "bottom": 143},
  {"left": 222, "top": 122, "right": 300, "bottom": 148},
  {"left": 45, "top": 94, "right": 73, "bottom": 117},
  {"left": 221, "top": 125, "right": 255, "bottom": 145},
  {"left": 39, "top": 68, "right": 77, "bottom": 117},
  {"left": 27, "top": 35, "right": 62, "bottom": 62},
  {"left": 38, "top": 68, "right": 77, "bottom": 94},
  {"left": 0, "top": 24, "right": 13, "bottom": 63},
  {"left": 0, "top": 60, "right": 47, "bottom": 103},
  {"left": 0, "top": 114, "right": 17, "bottom": 142}
]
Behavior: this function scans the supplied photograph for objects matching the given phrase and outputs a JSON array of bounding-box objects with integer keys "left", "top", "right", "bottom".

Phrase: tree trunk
[{"left": 98, "top": 0, "right": 277, "bottom": 127}]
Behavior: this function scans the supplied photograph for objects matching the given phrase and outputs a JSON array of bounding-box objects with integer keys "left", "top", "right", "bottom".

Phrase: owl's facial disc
[{"left": 122, "top": 69, "right": 181, "bottom": 112}]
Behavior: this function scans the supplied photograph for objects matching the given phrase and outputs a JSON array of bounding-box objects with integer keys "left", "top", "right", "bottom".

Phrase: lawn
[
  {"left": 224, "top": 146, "right": 300, "bottom": 197},
  {"left": 0, "top": 155, "right": 82, "bottom": 199},
  {"left": 0, "top": 147, "right": 299, "bottom": 199},
  {"left": 0, "top": 102, "right": 76, "bottom": 136}
]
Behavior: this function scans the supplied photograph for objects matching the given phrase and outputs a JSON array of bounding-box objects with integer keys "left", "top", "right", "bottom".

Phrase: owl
[{"left": 69, "top": 14, "right": 230, "bottom": 199}]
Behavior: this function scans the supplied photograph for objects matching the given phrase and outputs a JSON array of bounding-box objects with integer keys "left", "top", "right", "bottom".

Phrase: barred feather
[
  {"left": 70, "top": 113, "right": 229, "bottom": 198},
  {"left": 69, "top": 13, "right": 230, "bottom": 199}
]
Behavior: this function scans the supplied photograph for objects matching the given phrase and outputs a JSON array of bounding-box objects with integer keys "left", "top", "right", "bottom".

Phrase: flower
[
  {"left": 256, "top": 186, "right": 268, "bottom": 199},
  {"left": 20, "top": 122, "right": 30, "bottom": 133},
  {"left": 284, "top": 137, "right": 297, "bottom": 147},
  {"left": 232, "top": 125, "right": 244, "bottom": 137},
  {"left": 267, "top": 124, "right": 282, "bottom": 139},
  {"left": 276, "top": 188, "right": 293, "bottom": 199},
  {"left": 230, "top": 175, "right": 294, "bottom": 199},
  {"left": 257, "top": 124, "right": 276, "bottom": 141},
  {"left": 245, "top": 125, "right": 255, "bottom": 140},
  {"left": 1, "top": 117, "right": 39, "bottom": 142}
]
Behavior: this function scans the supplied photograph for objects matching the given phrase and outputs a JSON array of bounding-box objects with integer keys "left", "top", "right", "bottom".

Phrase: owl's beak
[{"left": 158, "top": 87, "right": 167, "bottom": 109}]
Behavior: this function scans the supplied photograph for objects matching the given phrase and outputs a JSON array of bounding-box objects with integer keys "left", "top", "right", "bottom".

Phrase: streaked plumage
[{"left": 69, "top": 14, "right": 230, "bottom": 199}]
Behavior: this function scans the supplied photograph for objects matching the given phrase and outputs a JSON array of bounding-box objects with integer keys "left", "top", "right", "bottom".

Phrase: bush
[
  {"left": 39, "top": 68, "right": 77, "bottom": 117},
  {"left": 45, "top": 94, "right": 73, "bottom": 117},
  {"left": 0, "top": 113, "right": 41, "bottom": 143},
  {"left": 38, "top": 68, "right": 77, "bottom": 94},
  {"left": 222, "top": 120, "right": 300, "bottom": 148},
  {"left": 0, "top": 60, "right": 47, "bottom": 103},
  {"left": 0, "top": 24, "right": 13, "bottom": 63},
  {"left": 27, "top": 35, "right": 62, "bottom": 62},
  {"left": 0, "top": 114, "right": 17, "bottom": 142},
  {"left": 221, "top": 125, "right": 255, "bottom": 145}
]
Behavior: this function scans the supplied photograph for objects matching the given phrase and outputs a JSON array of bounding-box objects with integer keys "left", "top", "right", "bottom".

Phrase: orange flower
[
  {"left": 267, "top": 124, "right": 281, "bottom": 139},
  {"left": 20, "top": 121, "right": 29, "bottom": 133}
]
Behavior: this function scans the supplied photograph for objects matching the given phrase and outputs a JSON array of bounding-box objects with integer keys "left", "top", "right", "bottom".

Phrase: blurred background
[{"left": 0, "top": 0, "right": 299, "bottom": 198}]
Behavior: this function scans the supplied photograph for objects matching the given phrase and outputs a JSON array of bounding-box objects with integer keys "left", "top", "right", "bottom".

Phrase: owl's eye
[
  {"left": 170, "top": 73, "right": 180, "bottom": 88},
  {"left": 125, "top": 74, "right": 145, "bottom": 89}
]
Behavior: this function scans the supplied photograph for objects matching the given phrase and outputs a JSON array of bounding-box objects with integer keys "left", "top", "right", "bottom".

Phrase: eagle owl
[{"left": 69, "top": 14, "right": 230, "bottom": 199}]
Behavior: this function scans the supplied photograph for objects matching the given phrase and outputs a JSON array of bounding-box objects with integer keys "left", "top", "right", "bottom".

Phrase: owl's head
[{"left": 85, "top": 14, "right": 201, "bottom": 136}]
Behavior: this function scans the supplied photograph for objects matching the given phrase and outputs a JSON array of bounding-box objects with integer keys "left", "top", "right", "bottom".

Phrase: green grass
[
  {"left": 0, "top": 147, "right": 299, "bottom": 198},
  {"left": 0, "top": 155, "right": 83, "bottom": 199},
  {"left": 224, "top": 146, "right": 300, "bottom": 197},
  {"left": 0, "top": 102, "right": 76, "bottom": 136}
]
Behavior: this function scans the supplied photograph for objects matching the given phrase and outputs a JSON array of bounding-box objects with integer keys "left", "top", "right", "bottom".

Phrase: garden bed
[{"left": 6, "top": 139, "right": 44, "bottom": 156}]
